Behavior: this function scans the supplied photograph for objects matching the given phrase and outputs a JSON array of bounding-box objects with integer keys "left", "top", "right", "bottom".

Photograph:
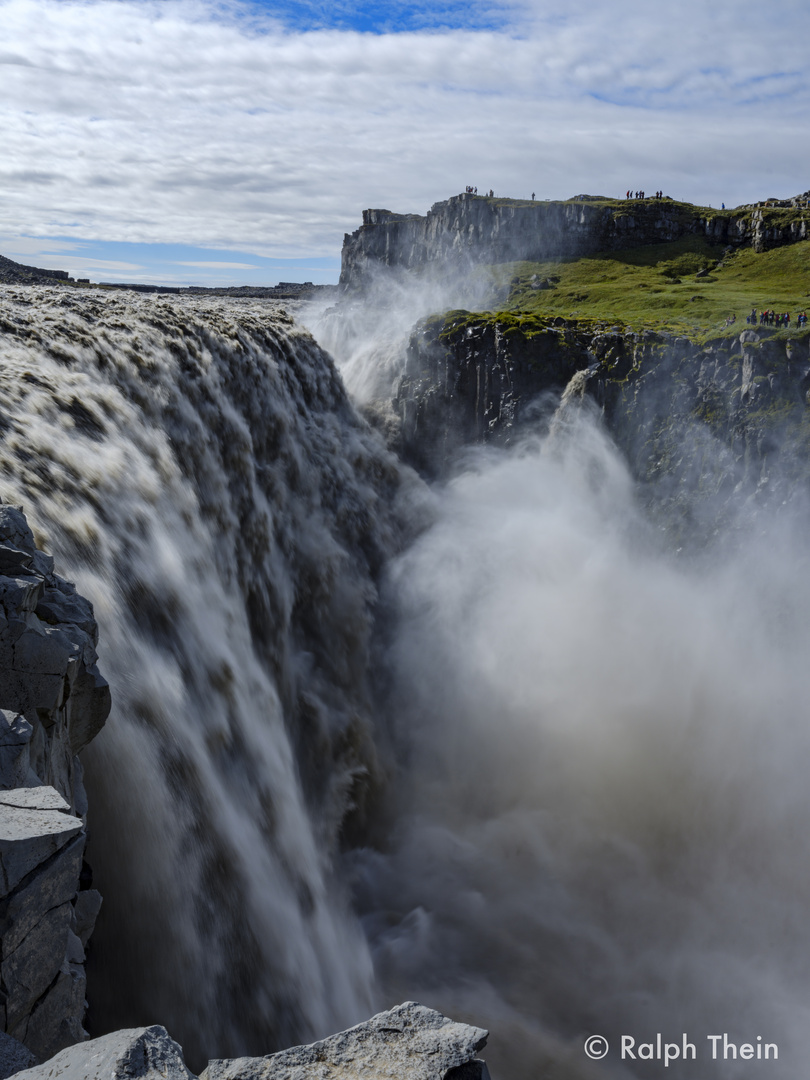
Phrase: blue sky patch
[
  {"left": 236, "top": 0, "right": 516, "bottom": 33},
  {"left": 2, "top": 236, "right": 341, "bottom": 287}
]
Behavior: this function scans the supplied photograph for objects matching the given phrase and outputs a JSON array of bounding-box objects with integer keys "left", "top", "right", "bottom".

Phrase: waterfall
[
  {"left": 0, "top": 286, "right": 417, "bottom": 1069},
  {"left": 3, "top": 282, "right": 810, "bottom": 1080}
]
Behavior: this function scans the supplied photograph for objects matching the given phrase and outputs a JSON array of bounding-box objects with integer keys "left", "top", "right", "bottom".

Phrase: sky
[{"left": 1, "top": 0, "right": 809, "bottom": 286}]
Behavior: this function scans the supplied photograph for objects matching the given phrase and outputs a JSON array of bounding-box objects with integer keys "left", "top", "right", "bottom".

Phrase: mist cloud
[{"left": 354, "top": 416, "right": 810, "bottom": 1078}]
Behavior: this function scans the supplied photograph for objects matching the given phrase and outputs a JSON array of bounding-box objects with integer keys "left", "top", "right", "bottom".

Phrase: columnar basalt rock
[{"left": 0, "top": 503, "right": 110, "bottom": 1060}]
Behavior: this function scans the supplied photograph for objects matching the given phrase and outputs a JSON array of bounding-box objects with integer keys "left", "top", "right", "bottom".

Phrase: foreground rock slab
[
  {"left": 202, "top": 1002, "right": 490, "bottom": 1080},
  {"left": 11, "top": 1026, "right": 194, "bottom": 1080}
]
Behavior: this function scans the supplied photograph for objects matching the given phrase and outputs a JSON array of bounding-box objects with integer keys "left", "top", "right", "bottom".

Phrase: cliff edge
[{"left": 339, "top": 192, "right": 810, "bottom": 291}]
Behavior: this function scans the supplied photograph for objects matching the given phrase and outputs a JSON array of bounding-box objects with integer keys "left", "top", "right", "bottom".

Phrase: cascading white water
[
  {"left": 0, "top": 286, "right": 418, "bottom": 1069},
  {"left": 301, "top": 266, "right": 498, "bottom": 406}
]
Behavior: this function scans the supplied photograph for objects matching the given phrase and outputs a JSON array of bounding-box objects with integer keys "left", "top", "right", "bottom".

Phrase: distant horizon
[
  {"left": 3, "top": 186, "right": 804, "bottom": 290},
  {"left": 1, "top": 236, "right": 342, "bottom": 289}
]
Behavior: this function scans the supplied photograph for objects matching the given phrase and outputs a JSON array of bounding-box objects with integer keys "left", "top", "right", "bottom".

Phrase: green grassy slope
[{"left": 480, "top": 234, "right": 810, "bottom": 341}]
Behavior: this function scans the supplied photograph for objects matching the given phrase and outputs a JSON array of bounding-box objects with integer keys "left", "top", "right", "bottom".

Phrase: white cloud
[
  {"left": 54, "top": 257, "right": 146, "bottom": 273},
  {"left": 0, "top": 236, "right": 83, "bottom": 258},
  {"left": 176, "top": 261, "right": 261, "bottom": 268},
  {"left": 53, "top": 259, "right": 147, "bottom": 276},
  {"left": 1, "top": 0, "right": 809, "bottom": 268},
  {"left": 0, "top": 236, "right": 144, "bottom": 275}
]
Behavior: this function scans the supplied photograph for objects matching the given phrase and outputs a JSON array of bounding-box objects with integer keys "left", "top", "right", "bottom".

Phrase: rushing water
[
  {"left": 0, "top": 286, "right": 416, "bottom": 1068},
  {"left": 2, "top": 284, "right": 810, "bottom": 1080}
]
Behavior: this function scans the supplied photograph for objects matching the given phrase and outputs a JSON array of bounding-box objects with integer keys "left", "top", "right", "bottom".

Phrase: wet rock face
[
  {"left": 0, "top": 504, "right": 110, "bottom": 1060},
  {"left": 393, "top": 318, "right": 810, "bottom": 528},
  {"left": 202, "top": 1002, "right": 490, "bottom": 1080},
  {"left": 393, "top": 317, "right": 592, "bottom": 477}
]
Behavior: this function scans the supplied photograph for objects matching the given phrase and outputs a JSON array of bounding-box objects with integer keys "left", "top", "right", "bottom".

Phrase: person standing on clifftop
[{"left": 532, "top": 193, "right": 535, "bottom": 200}]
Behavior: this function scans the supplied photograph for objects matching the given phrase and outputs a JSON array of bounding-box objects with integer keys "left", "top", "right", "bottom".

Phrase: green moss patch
[{"left": 475, "top": 234, "right": 810, "bottom": 342}]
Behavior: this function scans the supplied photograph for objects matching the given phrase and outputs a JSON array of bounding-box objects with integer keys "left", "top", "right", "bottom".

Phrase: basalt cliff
[
  {"left": 340, "top": 192, "right": 810, "bottom": 291},
  {"left": 335, "top": 193, "right": 810, "bottom": 537}
]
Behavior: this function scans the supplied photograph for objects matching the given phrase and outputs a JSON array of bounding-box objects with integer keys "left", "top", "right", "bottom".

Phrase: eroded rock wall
[{"left": 0, "top": 504, "right": 110, "bottom": 1060}]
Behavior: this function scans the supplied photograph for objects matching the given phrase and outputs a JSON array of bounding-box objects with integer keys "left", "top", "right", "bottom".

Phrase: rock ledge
[{"left": 202, "top": 1003, "right": 490, "bottom": 1080}]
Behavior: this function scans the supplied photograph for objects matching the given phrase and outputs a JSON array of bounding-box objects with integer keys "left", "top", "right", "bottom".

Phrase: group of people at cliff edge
[
  {"left": 747, "top": 308, "right": 808, "bottom": 327},
  {"left": 626, "top": 190, "right": 665, "bottom": 199}
]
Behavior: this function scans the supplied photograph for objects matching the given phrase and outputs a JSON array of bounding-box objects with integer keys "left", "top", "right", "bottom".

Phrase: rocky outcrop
[
  {"left": 339, "top": 195, "right": 810, "bottom": 291},
  {"left": 5, "top": 1004, "right": 490, "bottom": 1080},
  {"left": 0, "top": 505, "right": 110, "bottom": 806},
  {"left": 0, "top": 257, "right": 69, "bottom": 286},
  {"left": 0, "top": 504, "right": 110, "bottom": 1060},
  {"left": 202, "top": 1003, "right": 490, "bottom": 1080},
  {"left": 11, "top": 1026, "right": 194, "bottom": 1080}
]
